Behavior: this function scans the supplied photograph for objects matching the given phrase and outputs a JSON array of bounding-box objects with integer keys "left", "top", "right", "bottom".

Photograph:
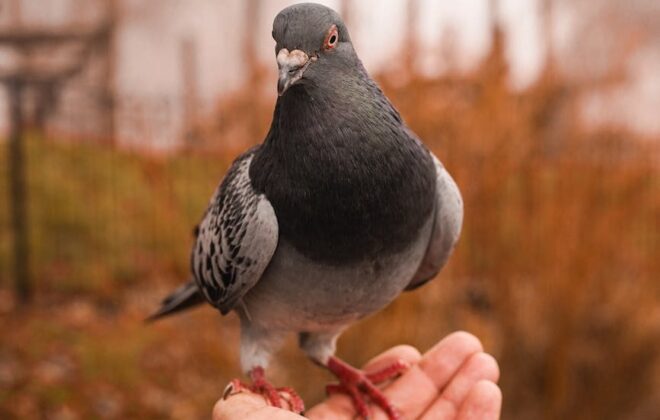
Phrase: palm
[{"left": 214, "top": 332, "right": 501, "bottom": 420}]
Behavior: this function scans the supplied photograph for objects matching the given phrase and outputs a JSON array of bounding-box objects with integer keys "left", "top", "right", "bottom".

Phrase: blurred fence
[{"left": 37, "top": 84, "right": 217, "bottom": 152}]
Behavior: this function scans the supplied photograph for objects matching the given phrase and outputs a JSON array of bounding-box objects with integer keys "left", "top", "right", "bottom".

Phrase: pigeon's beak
[{"left": 277, "top": 48, "right": 315, "bottom": 96}]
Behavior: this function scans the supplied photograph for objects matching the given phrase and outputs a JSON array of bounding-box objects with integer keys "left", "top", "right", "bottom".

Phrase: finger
[
  {"left": 309, "top": 333, "right": 485, "bottom": 420},
  {"left": 362, "top": 344, "right": 422, "bottom": 374},
  {"left": 421, "top": 352, "right": 500, "bottom": 419},
  {"left": 456, "top": 380, "right": 502, "bottom": 420},
  {"left": 306, "top": 345, "right": 422, "bottom": 419},
  {"left": 213, "top": 393, "right": 304, "bottom": 420},
  {"left": 418, "top": 331, "right": 484, "bottom": 390},
  {"left": 367, "top": 332, "right": 484, "bottom": 420}
]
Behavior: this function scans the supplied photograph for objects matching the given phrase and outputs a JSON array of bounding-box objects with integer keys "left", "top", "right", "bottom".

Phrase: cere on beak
[{"left": 277, "top": 48, "right": 315, "bottom": 96}]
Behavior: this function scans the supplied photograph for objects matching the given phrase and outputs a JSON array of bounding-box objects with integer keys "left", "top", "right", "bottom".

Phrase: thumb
[{"left": 213, "top": 393, "right": 304, "bottom": 420}]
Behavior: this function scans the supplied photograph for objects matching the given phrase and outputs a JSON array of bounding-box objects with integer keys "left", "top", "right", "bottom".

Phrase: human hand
[{"left": 213, "top": 331, "right": 501, "bottom": 420}]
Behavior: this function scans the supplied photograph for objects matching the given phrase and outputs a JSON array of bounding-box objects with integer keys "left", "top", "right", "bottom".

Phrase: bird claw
[
  {"left": 222, "top": 381, "right": 235, "bottom": 400},
  {"left": 223, "top": 379, "right": 251, "bottom": 400},
  {"left": 223, "top": 367, "right": 305, "bottom": 414},
  {"left": 326, "top": 356, "right": 408, "bottom": 420},
  {"left": 365, "top": 359, "right": 410, "bottom": 384},
  {"left": 277, "top": 386, "right": 306, "bottom": 414}
]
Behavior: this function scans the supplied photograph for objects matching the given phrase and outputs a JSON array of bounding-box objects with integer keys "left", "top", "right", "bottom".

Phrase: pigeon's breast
[
  {"left": 251, "top": 135, "right": 437, "bottom": 265},
  {"left": 241, "top": 213, "right": 434, "bottom": 332}
]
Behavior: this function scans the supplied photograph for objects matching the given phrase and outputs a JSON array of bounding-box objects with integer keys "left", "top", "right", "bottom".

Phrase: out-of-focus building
[
  {"left": 0, "top": 0, "right": 115, "bottom": 142},
  {"left": 0, "top": 0, "right": 657, "bottom": 151}
]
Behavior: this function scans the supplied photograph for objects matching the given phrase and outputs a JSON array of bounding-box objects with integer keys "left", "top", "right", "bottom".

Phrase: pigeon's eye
[{"left": 323, "top": 25, "right": 339, "bottom": 50}]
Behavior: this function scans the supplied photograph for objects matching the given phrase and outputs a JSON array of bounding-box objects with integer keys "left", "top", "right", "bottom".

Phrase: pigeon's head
[{"left": 272, "top": 3, "right": 357, "bottom": 96}]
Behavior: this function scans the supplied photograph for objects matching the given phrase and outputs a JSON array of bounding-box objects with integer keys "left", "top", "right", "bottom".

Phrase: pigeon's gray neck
[
  {"left": 271, "top": 65, "right": 403, "bottom": 153},
  {"left": 276, "top": 65, "right": 401, "bottom": 135}
]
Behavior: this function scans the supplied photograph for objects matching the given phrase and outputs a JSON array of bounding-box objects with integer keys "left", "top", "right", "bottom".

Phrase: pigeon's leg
[
  {"left": 224, "top": 367, "right": 305, "bottom": 413},
  {"left": 325, "top": 356, "right": 408, "bottom": 420},
  {"left": 300, "top": 330, "right": 407, "bottom": 420},
  {"left": 228, "top": 320, "right": 305, "bottom": 413}
]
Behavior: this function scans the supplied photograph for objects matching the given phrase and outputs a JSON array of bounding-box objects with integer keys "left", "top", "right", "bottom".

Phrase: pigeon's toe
[{"left": 326, "top": 356, "right": 408, "bottom": 420}]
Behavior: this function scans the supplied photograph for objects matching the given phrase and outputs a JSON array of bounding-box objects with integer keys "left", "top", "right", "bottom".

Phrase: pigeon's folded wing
[
  {"left": 192, "top": 147, "right": 279, "bottom": 314},
  {"left": 407, "top": 153, "right": 463, "bottom": 291}
]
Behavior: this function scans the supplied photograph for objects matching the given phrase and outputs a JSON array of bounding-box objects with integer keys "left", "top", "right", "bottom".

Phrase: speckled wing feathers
[{"left": 192, "top": 149, "right": 278, "bottom": 314}]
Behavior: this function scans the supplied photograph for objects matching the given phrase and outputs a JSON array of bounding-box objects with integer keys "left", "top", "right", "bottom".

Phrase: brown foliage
[{"left": 1, "top": 37, "right": 658, "bottom": 419}]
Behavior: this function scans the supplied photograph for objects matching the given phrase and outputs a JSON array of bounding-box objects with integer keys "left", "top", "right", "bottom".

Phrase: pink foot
[
  {"left": 223, "top": 366, "right": 305, "bottom": 414},
  {"left": 326, "top": 356, "right": 409, "bottom": 420}
]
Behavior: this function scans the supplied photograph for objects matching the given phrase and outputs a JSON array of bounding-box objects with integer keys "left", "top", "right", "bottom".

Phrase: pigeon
[{"left": 149, "top": 3, "right": 463, "bottom": 419}]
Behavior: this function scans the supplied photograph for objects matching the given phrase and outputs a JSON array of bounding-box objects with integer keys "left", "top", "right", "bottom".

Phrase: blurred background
[{"left": 0, "top": 0, "right": 658, "bottom": 418}]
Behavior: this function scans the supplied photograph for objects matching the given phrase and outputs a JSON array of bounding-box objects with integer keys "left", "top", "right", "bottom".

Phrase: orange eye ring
[{"left": 323, "top": 24, "right": 339, "bottom": 50}]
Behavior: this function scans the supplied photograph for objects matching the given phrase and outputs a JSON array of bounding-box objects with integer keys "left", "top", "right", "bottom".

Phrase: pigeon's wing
[
  {"left": 191, "top": 147, "right": 278, "bottom": 314},
  {"left": 407, "top": 153, "right": 463, "bottom": 291}
]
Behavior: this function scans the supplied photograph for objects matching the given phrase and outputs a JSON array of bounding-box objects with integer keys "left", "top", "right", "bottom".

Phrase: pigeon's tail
[{"left": 146, "top": 280, "right": 205, "bottom": 322}]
